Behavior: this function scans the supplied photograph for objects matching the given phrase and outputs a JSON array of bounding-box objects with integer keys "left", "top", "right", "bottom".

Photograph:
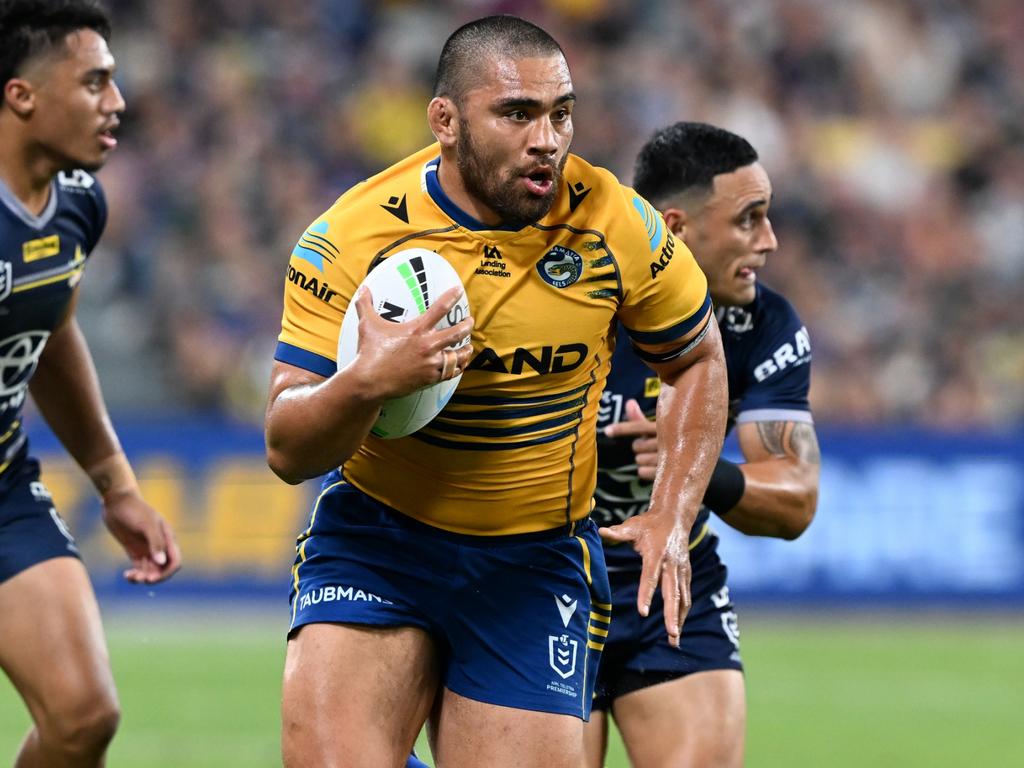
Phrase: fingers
[
  {"left": 123, "top": 517, "right": 182, "bottom": 585},
  {"left": 352, "top": 286, "right": 375, "bottom": 321},
  {"left": 661, "top": 564, "right": 681, "bottom": 647},
  {"left": 421, "top": 286, "right": 466, "bottom": 328},
  {"left": 636, "top": 553, "right": 662, "bottom": 619},
  {"left": 661, "top": 560, "right": 692, "bottom": 648},
  {"left": 624, "top": 399, "right": 647, "bottom": 422},
  {"left": 597, "top": 521, "right": 635, "bottom": 544},
  {"left": 604, "top": 400, "right": 656, "bottom": 439}
]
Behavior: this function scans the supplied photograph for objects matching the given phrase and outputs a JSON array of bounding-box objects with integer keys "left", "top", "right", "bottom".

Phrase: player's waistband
[{"left": 326, "top": 478, "right": 594, "bottom": 546}]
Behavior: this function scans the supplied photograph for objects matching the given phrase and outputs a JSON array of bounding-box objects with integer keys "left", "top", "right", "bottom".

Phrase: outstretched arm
[
  {"left": 28, "top": 292, "right": 181, "bottom": 583},
  {"left": 600, "top": 315, "right": 728, "bottom": 647}
]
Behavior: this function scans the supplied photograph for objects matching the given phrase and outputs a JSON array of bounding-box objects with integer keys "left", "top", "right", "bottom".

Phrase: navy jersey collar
[
  {"left": 0, "top": 175, "right": 58, "bottom": 229},
  {"left": 424, "top": 157, "right": 526, "bottom": 232}
]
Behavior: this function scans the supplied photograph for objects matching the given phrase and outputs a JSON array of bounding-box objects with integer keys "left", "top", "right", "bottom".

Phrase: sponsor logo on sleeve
[{"left": 753, "top": 326, "right": 811, "bottom": 382}]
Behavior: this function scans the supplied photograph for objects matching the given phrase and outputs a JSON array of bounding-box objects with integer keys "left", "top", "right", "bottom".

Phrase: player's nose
[
  {"left": 756, "top": 217, "right": 778, "bottom": 255},
  {"left": 527, "top": 116, "right": 559, "bottom": 156}
]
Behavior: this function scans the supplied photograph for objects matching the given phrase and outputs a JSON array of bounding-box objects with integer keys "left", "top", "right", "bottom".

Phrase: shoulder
[
  {"left": 55, "top": 169, "right": 106, "bottom": 216},
  {"left": 722, "top": 282, "right": 805, "bottom": 340}
]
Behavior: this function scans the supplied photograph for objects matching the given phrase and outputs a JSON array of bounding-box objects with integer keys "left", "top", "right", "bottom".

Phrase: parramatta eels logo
[
  {"left": 0, "top": 331, "right": 50, "bottom": 399},
  {"left": 537, "top": 245, "right": 582, "bottom": 289}
]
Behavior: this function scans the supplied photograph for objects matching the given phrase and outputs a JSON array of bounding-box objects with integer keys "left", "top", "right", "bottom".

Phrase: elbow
[
  {"left": 779, "top": 489, "right": 818, "bottom": 540},
  {"left": 267, "top": 451, "right": 305, "bottom": 486},
  {"left": 265, "top": 440, "right": 309, "bottom": 486}
]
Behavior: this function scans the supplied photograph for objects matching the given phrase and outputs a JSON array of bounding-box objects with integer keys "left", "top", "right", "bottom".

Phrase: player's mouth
[
  {"left": 736, "top": 262, "right": 762, "bottom": 283},
  {"left": 98, "top": 122, "right": 119, "bottom": 150},
  {"left": 521, "top": 166, "right": 554, "bottom": 196}
]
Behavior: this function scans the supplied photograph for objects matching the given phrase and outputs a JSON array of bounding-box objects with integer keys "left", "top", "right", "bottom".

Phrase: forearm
[
  {"left": 648, "top": 343, "right": 728, "bottom": 536},
  {"left": 265, "top": 368, "right": 383, "bottom": 484},
  {"left": 715, "top": 457, "right": 818, "bottom": 539},
  {"left": 29, "top": 318, "right": 122, "bottom": 473}
]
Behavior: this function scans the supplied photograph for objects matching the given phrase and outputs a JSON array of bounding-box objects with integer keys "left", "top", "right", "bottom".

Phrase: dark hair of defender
[{"left": 634, "top": 121, "right": 759, "bottom": 206}]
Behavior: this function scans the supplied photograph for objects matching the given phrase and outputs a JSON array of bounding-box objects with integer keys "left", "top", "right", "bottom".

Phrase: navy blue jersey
[
  {"left": 595, "top": 282, "right": 813, "bottom": 571},
  {"left": 0, "top": 170, "right": 106, "bottom": 497}
]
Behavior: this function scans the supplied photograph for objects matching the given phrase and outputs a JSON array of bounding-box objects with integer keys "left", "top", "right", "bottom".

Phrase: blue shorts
[
  {"left": 288, "top": 478, "right": 612, "bottom": 720},
  {"left": 0, "top": 460, "right": 81, "bottom": 584},
  {"left": 593, "top": 529, "right": 742, "bottom": 710}
]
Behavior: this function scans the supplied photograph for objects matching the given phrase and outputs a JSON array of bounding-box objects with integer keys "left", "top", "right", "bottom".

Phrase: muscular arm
[
  {"left": 720, "top": 419, "right": 820, "bottom": 539},
  {"left": 600, "top": 314, "right": 728, "bottom": 644},
  {"left": 265, "top": 286, "right": 473, "bottom": 484}
]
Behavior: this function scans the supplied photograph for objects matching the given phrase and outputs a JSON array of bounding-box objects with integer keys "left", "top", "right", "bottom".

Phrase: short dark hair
[
  {"left": 433, "top": 15, "right": 564, "bottom": 104},
  {"left": 633, "top": 122, "right": 759, "bottom": 206},
  {"left": 0, "top": 0, "right": 111, "bottom": 88}
]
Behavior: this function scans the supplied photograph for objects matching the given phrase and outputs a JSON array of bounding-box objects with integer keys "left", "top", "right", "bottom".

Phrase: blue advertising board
[{"left": 25, "top": 420, "right": 1024, "bottom": 606}]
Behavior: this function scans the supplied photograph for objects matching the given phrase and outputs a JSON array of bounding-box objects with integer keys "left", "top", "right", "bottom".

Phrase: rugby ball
[{"left": 337, "top": 248, "right": 470, "bottom": 439}]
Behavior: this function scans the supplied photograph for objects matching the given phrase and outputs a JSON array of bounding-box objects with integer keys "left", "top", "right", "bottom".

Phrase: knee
[{"left": 40, "top": 690, "right": 121, "bottom": 759}]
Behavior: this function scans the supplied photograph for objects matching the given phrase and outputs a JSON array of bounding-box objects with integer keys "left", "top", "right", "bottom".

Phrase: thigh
[
  {"left": 613, "top": 669, "right": 745, "bottom": 768},
  {"left": 581, "top": 708, "right": 609, "bottom": 768},
  {"left": 0, "top": 557, "right": 117, "bottom": 724},
  {"left": 432, "top": 687, "right": 584, "bottom": 768},
  {"left": 282, "top": 622, "right": 440, "bottom": 768}
]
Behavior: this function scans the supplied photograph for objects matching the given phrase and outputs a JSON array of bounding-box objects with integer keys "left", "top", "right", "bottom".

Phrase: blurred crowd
[{"left": 80, "top": 0, "right": 1023, "bottom": 428}]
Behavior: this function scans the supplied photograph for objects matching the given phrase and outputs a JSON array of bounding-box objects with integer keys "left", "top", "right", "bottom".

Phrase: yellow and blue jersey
[
  {"left": 0, "top": 171, "right": 105, "bottom": 496},
  {"left": 276, "top": 144, "right": 710, "bottom": 535}
]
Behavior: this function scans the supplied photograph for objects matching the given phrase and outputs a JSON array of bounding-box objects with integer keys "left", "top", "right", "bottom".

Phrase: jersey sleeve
[
  {"left": 274, "top": 216, "right": 355, "bottom": 378},
  {"left": 735, "top": 299, "right": 813, "bottom": 423},
  {"left": 613, "top": 190, "right": 711, "bottom": 348},
  {"left": 86, "top": 177, "right": 107, "bottom": 253}
]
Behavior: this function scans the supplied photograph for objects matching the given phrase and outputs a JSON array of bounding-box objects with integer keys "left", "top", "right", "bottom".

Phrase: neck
[
  {"left": 0, "top": 126, "right": 58, "bottom": 215},
  {"left": 436, "top": 149, "right": 502, "bottom": 227}
]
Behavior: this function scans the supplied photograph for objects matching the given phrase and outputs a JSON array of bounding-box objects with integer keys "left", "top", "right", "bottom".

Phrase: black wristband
[{"left": 703, "top": 458, "right": 745, "bottom": 515}]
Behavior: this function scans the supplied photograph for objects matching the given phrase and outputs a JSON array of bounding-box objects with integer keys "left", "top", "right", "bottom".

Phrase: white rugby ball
[{"left": 337, "top": 248, "right": 470, "bottom": 439}]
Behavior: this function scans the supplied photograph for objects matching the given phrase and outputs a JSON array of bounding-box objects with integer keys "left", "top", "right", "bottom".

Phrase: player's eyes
[{"left": 553, "top": 109, "right": 570, "bottom": 121}]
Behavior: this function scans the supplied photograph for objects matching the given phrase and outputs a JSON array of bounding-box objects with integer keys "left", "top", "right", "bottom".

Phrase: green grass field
[{"left": 3, "top": 608, "right": 1023, "bottom": 767}]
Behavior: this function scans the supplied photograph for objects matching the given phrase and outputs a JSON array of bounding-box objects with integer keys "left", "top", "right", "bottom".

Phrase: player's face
[
  {"left": 455, "top": 54, "right": 574, "bottom": 228},
  {"left": 687, "top": 162, "right": 776, "bottom": 306},
  {"left": 25, "top": 28, "right": 124, "bottom": 172}
]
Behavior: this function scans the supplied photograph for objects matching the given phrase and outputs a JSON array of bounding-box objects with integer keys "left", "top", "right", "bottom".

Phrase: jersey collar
[
  {"left": 0, "top": 176, "right": 58, "bottom": 229},
  {"left": 423, "top": 157, "right": 526, "bottom": 232}
]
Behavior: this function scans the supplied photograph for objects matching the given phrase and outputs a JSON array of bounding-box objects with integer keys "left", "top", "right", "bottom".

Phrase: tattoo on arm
[
  {"left": 755, "top": 421, "right": 821, "bottom": 463},
  {"left": 756, "top": 421, "right": 787, "bottom": 457},
  {"left": 789, "top": 422, "right": 821, "bottom": 464}
]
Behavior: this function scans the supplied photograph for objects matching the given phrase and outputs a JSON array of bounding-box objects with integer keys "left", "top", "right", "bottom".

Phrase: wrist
[
  {"left": 86, "top": 451, "right": 140, "bottom": 502},
  {"left": 703, "top": 458, "right": 746, "bottom": 516}
]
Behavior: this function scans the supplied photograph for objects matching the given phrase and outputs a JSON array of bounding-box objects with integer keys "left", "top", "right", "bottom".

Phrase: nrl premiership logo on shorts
[
  {"left": 548, "top": 633, "right": 578, "bottom": 680},
  {"left": 537, "top": 245, "right": 582, "bottom": 289},
  {"left": 0, "top": 261, "right": 11, "bottom": 303}
]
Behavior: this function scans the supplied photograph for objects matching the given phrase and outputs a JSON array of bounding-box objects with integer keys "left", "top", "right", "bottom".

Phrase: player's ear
[
  {"left": 3, "top": 78, "right": 36, "bottom": 118},
  {"left": 662, "top": 207, "right": 688, "bottom": 240},
  {"left": 428, "top": 96, "right": 459, "bottom": 149}
]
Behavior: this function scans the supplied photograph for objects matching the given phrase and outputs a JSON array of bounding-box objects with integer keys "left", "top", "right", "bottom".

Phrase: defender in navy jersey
[
  {"left": 586, "top": 124, "right": 821, "bottom": 768},
  {"left": 0, "top": 4, "right": 180, "bottom": 765}
]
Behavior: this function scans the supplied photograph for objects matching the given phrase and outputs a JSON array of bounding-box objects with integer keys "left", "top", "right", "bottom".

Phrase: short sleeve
[
  {"left": 615, "top": 191, "right": 711, "bottom": 346},
  {"left": 274, "top": 218, "right": 352, "bottom": 378}
]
